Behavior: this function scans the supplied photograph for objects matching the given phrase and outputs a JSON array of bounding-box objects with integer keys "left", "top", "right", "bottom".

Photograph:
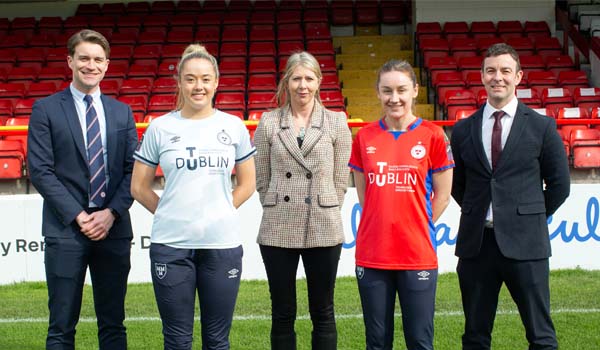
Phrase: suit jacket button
[
  {"left": 284, "top": 195, "right": 290, "bottom": 202},
  {"left": 305, "top": 197, "right": 311, "bottom": 204},
  {"left": 286, "top": 172, "right": 292, "bottom": 178},
  {"left": 306, "top": 173, "right": 312, "bottom": 179}
]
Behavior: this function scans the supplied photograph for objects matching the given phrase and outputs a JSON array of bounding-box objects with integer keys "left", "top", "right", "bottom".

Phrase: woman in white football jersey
[{"left": 131, "top": 44, "right": 256, "bottom": 350}]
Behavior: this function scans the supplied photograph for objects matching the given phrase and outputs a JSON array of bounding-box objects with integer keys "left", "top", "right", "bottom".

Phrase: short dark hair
[
  {"left": 67, "top": 29, "right": 110, "bottom": 58},
  {"left": 482, "top": 43, "right": 521, "bottom": 72}
]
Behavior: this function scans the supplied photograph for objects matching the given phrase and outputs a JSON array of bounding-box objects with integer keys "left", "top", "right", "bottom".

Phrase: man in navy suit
[
  {"left": 450, "top": 43, "right": 570, "bottom": 350},
  {"left": 27, "top": 29, "right": 137, "bottom": 350}
]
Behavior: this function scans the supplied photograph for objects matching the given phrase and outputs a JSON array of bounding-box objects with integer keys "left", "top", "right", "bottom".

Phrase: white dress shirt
[
  {"left": 482, "top": 96, "right": 519, "bottom": 223},
  {"left": 70, "top": 85, "right": 110, "bottom": 207}
]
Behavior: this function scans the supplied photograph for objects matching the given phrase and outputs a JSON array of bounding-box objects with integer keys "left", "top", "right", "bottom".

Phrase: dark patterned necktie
[
  {"left": 491, "top": 110, "right": 505, "bottom": 170},
  {"left": 84, "top": 95, "right": 106, "bottom": 207}
]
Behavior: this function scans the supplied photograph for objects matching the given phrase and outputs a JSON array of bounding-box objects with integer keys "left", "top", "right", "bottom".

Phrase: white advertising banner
[{"left": 0, "top": 184, "right": 598, "bottom": 284}]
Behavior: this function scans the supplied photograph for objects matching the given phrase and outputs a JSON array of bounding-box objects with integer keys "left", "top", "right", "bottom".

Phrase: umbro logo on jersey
[
  {"left": 170, "top": 136, "right": 181, "bottom": 143},
  {"left": 228, "top": 268, "right": 239, "bottom": 279},
  {"left": 417, "top": 271, "right": 430, "bottom": 280},
  {"left": 366, "top": 146, "right": 376, "bottom": 154}
]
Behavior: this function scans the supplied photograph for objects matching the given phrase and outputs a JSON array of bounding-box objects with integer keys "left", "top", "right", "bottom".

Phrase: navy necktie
[
  {"left": 491, "top": 110, "right": 505, "bottom": 170},
  {"left": 84, "top": 95, "right": 106, "bottom": 207}
]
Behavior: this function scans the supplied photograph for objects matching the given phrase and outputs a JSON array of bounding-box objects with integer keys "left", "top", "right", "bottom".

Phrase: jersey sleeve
[
  {"left": 348, "top": 129, "right": 364, "bottom": 172},
  {"left": 133, "top": 120, "right": 160, "bottom": 167},
  {"left": 235, "top": 119, "right": 256, "bottom": 163},
  {"left": 430, "top": 126, "right": 455, "bottom": 173}
]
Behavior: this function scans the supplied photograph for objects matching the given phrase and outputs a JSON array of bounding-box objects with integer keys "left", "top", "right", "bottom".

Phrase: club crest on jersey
[
  {"left": 366, "top": 146, "right": 376, "bottom": 154},
  {"left": 411, "top": 142, "right": 426, "bottom": 159},
  {"left": 356, "top": 266, "right": 365, "bottom": 279},
  {"left": 217, "top": 129, "right": 232, "bottom": 145},
  {"left": 155, "top": 263, "right": 167, "bottom": 280}
]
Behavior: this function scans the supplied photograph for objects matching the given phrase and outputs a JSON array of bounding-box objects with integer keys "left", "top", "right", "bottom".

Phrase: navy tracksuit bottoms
[
  {"left": 150, "top": 243, "right": 243, "bottom": 350},
  {"left": 356, "top": 267, "right": 438, "bottom": 350}
]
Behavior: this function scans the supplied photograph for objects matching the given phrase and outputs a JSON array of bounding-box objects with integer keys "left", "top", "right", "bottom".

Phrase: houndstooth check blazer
[{"left": 254, "top": 103, "right": 352, "bottom": 249}]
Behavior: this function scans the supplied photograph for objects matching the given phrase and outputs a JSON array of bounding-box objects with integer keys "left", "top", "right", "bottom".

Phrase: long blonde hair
[
  {"left": 175, "top": 44, "right": 219, "bottom": 110},
  {"left": 275, "top": 51, "right": 323, "bottom": 108}
]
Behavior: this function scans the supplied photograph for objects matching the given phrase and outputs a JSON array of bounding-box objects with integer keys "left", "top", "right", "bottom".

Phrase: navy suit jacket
[
  {"left": 27, "top": 88, "right": 138, "bottom": 239},
  {"left": 450, "top": 101, "right": 570, "bottom": 260}
]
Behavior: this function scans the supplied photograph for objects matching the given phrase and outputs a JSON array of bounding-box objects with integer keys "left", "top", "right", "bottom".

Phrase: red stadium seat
[
  {"left": 99, "top": 79, "right": 122, "bottom": 97},
  {"left": 195, "top": 26, "right": 221, "bottom": 44},
  {"left": 222, "top": 25, "right": 248, "bottom": 43},
  {"left": 278, "top": 41, "right": 305, "bottom": 58},
  {"left": 470, "top": 21, "right": 496, "bottom": 39},
  {"left": 454, "top": 107, "right": 478, "bottom": 120},
  {"left": 248, "top": 74, "right": 277, "bottom": 92},
  {"left": 444, "top": 89, "right": 477, "bottom": 120},
  {"left": 247, "top": 91, "right": 277, "bottom": 111},
  {"left": 118, "top": 95, "right": 149, "bottom": 113},
  {"left": 151, "top": 77, "right": 177, "bottom": 95},
  {"left": 541, "top": 87, "right": 573, "bottom": 109},
  {"left": 319, "top": 90, "right": 345, "bottom": 109},
  {"left": 119, "top": 78, "right": 153, "bottom": 96},
  {"left": 497, "top": 20, "right": 523, "bottom": 38},
  {"left": 443, "top": 21, "right": 470, "bottom": 40},
  {"left": 516, "top": 88, "right": 543, "bottom": 108},
  {"left": 506, "top": 37, "right": 535, "bottom": 55},
  {"left": 573, "top": 87, "right": 600, "bottom": 110},
  {"left": 278, "top": 24, "right": 304, "bottom": 42},
  {"left": 524, "top": 21, "right": 551, "bottom": 39},
  {"left": 249, "top": 56, "right": 277, "bottom": 74},
  {"left": 250, "top": 11, "right": 276, "bottom": 25},
  {"left": 249, "top": 26, "right": 276, "bottom": 42},
  {"left": 137, "top": 30, "right": 166, "bottom": 46},
  {"left": 247, "top": 110, "right": 266, "bottom": 121},
  {"left": 534, "top": 37, "right": 563, "bottom": 57},
  {"left": 26, "top": 82, "right": 58, "bottom": 98},
  {"left": 249, "top": 42, "right": 276, "bottom": 57},
  {"left": 532, "top": 107, "right": 556, "bottom": 119},
  {"left": 321, "top": 72, "right": 341, "bottom": 91},
  {"left": 148, "top": 95, "right": 176, "bottom": 113},
  {"left": 557, "top": 107, "right": 590, "bottom": 120},
  {"left": 558, "top": 70, "right": 589, "bottom": 89},
  {"left": 0, "top": 83, "right": 27, "bottom": 99},
  {"left": 416, "top": 22, "right": 443, "bottom": 43},
  {"left": 544, "top": 55, "right": 575, "bottom": 75},
  {"left": 570, "top": 129, "right": 600, "bottom": 168},
  {"left": 0, "top": 140, "right": 25, "bottom": 179},
  {"left": 215, "top": 92, "right": 246, "bottom": 111},
  {"left": 305, "top": 23, "right": 332, "bottom": 41},
  {"left": 220, "top": 42, "right": 247, "bottom": 58},
  {"left": 219, "top": 75, "right": 246, "bottom": 92},
  {"left": 219, "top": 57, "right": 247, "bottom": 76}
]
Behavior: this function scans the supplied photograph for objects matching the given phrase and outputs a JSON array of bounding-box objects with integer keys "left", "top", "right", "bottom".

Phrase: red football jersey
[{"left": 349, "top": 118, "right": 454, "bottom": 270}]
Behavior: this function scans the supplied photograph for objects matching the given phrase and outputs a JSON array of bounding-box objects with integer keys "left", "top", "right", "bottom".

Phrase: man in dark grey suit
[
  {"left": 450, "top": 43, "right": 570, "bottom": 350},
  {"left": 27, "top": 29, "right": 137, "bottom": 350}
]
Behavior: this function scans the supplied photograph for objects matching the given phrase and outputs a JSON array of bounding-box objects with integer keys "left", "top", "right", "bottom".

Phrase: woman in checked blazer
[{"left": 254, "top": 51, "right": 352, "bottom": 350}]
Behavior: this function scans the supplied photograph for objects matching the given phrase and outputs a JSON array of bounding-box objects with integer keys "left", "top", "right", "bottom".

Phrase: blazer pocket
[
  {"left": 318, "top": 193, "right": 339, "bottom": 208},
  {"left": 263, "top": 192, "right": 278, "bottom": 207},
  {"left": 517, "top": 203, "right": 546, "bottom": 215}
]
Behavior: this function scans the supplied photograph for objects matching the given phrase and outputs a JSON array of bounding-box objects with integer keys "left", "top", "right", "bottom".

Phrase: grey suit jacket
[
  {"left": 450, "top": 101, "right": 570, "bottom": 260},
  {"left": 27, "top": 88, "right": 138, "bottom": 239},
  {"left": 254, "top": 103, "right": 352, "bottom": 248}
]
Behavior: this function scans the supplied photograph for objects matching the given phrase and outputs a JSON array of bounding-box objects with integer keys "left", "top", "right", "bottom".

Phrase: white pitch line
[{"left": 1, "top": 309, "right": 599, "bottom": 324}]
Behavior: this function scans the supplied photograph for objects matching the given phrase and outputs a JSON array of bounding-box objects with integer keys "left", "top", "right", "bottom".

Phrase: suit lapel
[
  {"left": 470, "top": 107, "right": 492, "bottom": 173},
  {"left": 101, "top": 94, "right": 115, "bottom": 174},
  {"left": 299, "top": 103, "right": 324, "bottom": 157},
  {"left": 277, "top": 106, "right": 310, "bottom": 170},
  {"left": 61, "top": 89, "right": 87, "bottom": 163},
  {"left": 495, "top": 102, "right": 527, "bottom": 172}
]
